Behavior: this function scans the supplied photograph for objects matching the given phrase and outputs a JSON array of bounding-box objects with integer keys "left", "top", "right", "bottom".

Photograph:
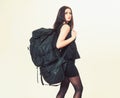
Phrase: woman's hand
[{"left": 71, "top": 29, "right": 77, "bottom": 39}]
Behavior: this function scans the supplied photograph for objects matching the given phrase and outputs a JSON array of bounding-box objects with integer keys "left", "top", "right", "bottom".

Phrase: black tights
[{"left": 56, "top": 76, "right": 83, "bottom": 98}]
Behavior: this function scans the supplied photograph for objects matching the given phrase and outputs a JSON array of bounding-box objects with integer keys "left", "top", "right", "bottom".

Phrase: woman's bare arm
[{"left": 56, "top": 24, "right": 76, "bottom": 49}]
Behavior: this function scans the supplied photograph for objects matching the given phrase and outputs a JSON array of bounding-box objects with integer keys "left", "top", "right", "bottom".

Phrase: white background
[{"left": 0, "top": 0, "right": 120, "bottom": 98}]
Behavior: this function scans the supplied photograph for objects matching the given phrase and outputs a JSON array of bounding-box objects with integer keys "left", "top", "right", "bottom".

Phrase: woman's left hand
[{"left": 71, "top": 29, "right": 77, "bottom": 39}]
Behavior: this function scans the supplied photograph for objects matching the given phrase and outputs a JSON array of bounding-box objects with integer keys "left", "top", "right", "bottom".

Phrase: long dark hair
[{"left": 53, "top": 6, "right": 74, "bottom": 30}]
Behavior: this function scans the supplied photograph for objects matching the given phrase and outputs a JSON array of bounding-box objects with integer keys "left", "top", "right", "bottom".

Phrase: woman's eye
[
  {"left": 65, "top": 12, "right": 68, "bottom": 14},
  {"left": 65, "top": 12, "right": 72, "bottom": 15}
]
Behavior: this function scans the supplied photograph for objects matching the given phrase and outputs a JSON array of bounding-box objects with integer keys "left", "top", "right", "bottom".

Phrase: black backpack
[{"left": 29, "top": 28, "right": 66, "bottom": 85}]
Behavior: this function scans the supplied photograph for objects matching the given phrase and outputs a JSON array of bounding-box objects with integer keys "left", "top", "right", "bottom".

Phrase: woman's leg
[
  {"left": 69, "top": 76, "right": 83, "bottom": 98},
  {"left": 56, "top": 78, "right": 70, "bottom": 98}
]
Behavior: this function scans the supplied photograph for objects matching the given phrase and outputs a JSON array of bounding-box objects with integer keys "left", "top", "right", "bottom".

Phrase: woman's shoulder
[
  {"left": 62, "top": 23, "right": 70, "bottom": 28},
  {"left": 60, "top": 23, "right": 70, "bottom": 31}
]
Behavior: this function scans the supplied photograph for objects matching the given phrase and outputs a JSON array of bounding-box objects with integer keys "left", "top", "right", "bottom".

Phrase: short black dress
[{"left": 57, "top": 24, "right": 80, "bottom": 78}]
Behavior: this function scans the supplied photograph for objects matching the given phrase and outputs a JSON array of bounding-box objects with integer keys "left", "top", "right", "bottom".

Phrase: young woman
[{"left": 53, "top": 6, "right": 83, "bottom": 98}]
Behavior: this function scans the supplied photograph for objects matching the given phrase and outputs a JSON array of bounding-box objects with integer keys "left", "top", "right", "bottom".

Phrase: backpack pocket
[{"left": 40, "top": 57, "right": 66, "bottom": 85}]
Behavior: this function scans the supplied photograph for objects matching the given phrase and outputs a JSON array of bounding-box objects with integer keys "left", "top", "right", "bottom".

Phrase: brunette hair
[{"left": 53, "top": 6, "right": 74, "bottom": 30}]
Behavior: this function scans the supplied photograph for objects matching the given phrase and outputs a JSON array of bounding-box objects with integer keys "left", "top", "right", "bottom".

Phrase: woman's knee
[
  {"left": 69, "top": 76, "right": 83, "bottom": 93},
  {"left": 74, "top": 84, "right": 83, "bottom": 93}
]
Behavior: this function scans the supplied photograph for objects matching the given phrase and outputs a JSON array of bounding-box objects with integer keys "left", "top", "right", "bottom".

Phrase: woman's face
[{"left": 64, "top": 8, "right": 72, "bottom": 22}]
